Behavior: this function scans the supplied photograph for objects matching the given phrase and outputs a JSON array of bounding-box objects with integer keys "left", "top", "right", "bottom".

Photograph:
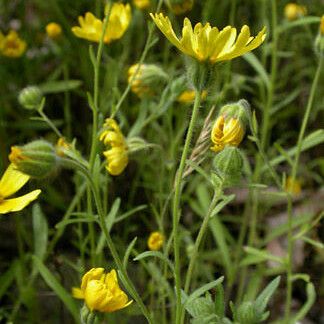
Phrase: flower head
[
  {"left": 147, "top": 231, "right": 164, "bottom": 251},
  {"left": 211, "top": 115, "right": 244, "bottom": 152},
  {"left": 285, "top": 176, "right": 301, "bottom": 196},
  {"left": 72, "top": 3, "right": 131, "bottom": 44},
  {"left": 100, "top": 119, "right": 128, "bottom": 176},
  {"left": 166, "top": 0, "right": 193, "bottom": 15},
  {"left": 133, "top": 0, "right": 150, "bottom": 10},
  {"left": 72, "top": 268, "right": 132, "bottom": 313},
  {"left": 0, "top": 164, "right": 41, "bottom": 214},
  {"left": 177, "top": 89, "right": 207, "bottom": 103},
  {"left": 150, "top": 13, "right": 266, "bottom": 63},
  {"left": 128, "top": 63, "right": 167, "bottom": 97},
  {"left": 284, "top": 3, "right": 307, "bottom": 21},
  {"left": 46, "top": 22, "right": 62, "bottom": 39},
  {"left": 0, "top": 30, "right": 26, "bottom": 58}
]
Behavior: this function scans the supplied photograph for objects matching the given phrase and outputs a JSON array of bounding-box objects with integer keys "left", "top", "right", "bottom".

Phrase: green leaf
[
  {"left": 0, "top": 260, "right": 18, "bottom": 300},
  {"left": 243, "top": 246, "right": 284, "bottom": 265},
  {"left": 243, "top": 52, "right": 270, "bottom": 90},
  {"left": 211, "top": 194, "right": 235, "bottom": 218},
  {"left": 214, "top": 284, "right": 225, "bottom": 318},
  {"left": 32, "top": 256, "right": 79, "bottom": 322},
  {"left": 185, "top": 277, "right": 224, "bottom": 306},
  {"left": 255, "top": 276, "right": 281, "bottom": 313},
  {"left": 38, "top": 80, "right": 82, "bottom": 94},
  {"left": 133, "top": 251, "right": 174, "bottom": 272},
  {"left": 32, "top": 204, "right": 48, "bottom": 261},
  {"left": 278, "top": 16, "right": 321, "bottom": 33},
  {"left": 123, "top": 237, "right": 137, "bottom": 269}
]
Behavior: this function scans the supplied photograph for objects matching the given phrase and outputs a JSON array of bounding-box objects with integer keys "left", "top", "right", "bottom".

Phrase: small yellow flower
[
  {"left": 71, "top": 3, "right": 131, "bottom": 44},
  {"left": 147, "top": 231, "right": 164, "bottom": 251},
  {"left": 285, "top": 176, "right": 302, "bottom": 196},
  {"left": 0, "top": 30, "right": 26, "bottom": 58},
  {"left": 72, "top": 268, "right": 132, "bottom": 313},
  {"left": 177, "top": 89, "right": 208, "bottom": 104},
  {"left": 0, "top": 164, "right": 41, "bottom": 214},
  {"left": 320, "top": 15, "right": 324, "bottom": 35},
  {"left": 46, "top": 22, "right": 62, "bottom": 39},
  {"left": 100, "top": 119, "right": 129, "bottom": 176},
  {"left": 211, "top": 115, "right": 244, "bottom": 152},
  {"left": 150, "top": 13, "right": 266, "bottom": 64},
  {"left": 284, "top": 3, "right": 307, "bottom": 21},
  {"left": 133, "top": 0, "right": 150, "bottom": 10},
  {"left": 167, "top": 0, "right": 193, "bottom": 15}
]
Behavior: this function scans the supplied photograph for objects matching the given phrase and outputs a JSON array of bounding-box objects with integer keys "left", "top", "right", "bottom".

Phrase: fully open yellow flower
[
  {"left": 147, "top": 231, "right": 164, "bottom": 251},
  {"left": 0, "top": 164, "right": 41, "bottom": 214},
  {"left": 0, "top": 30, "right": 27, "bottom": 58},
  {"left": 100, "top": 118, "right": 129, "bottom": 176},
  {"left": 72, "top": 268, "right": 132, "bottom": 313},
  {"left": 72, "top": 3, "right": 131, "bottom": 44},
  {"left": 150, "top": 13, "right": 266, "bottom": 63},
  {"left": 211, "top": 115, "right": 244, "bottom": 152}
]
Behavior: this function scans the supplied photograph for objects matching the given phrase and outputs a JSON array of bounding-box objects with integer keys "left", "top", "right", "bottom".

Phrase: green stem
[
  {"left": 173, "top": 88, "right": 203, "bottom": 324},
  {"left": 284, "top": 51, "right": 323, "bottom": 322}
]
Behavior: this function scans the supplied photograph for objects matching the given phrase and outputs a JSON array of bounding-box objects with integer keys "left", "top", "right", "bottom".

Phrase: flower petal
[
  {"left": 0, "top": 164, "right": 30, "bottom": 198},
  {"left": 0, "top": 190, "right": 41, "bottom": 214}
]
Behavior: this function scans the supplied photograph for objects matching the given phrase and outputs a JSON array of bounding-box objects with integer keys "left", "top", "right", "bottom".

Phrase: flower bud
[
  {"left": 213, "top": 146, "right": 243, "bottom": 187},
  {"left": 45, "top": 22, "right": 62, "bottom": 40},
  {"left": 128, "top": 63, "right": 168, "bottom": 97},
  {"left": 147, "top": 231, "right": 164, "bottom": 251},
  {"left": 211, "top": 100, "right": 249, "bottom": 153},
  {"left": 284, "top": 3, "right": 307, "bottom": 21},
  {"left": 315, "top": 15, "right": 324, "bottom": 56},
  {"left": 165, "top": 0, "right": 194, "bottom": 15},
  {"left": 133, "top": 0, "right": 150, "bottom": 10},
  {"left": 18, "top": 86, "right": 43, "bottom": 110},
  {"left": 235, "top": 302, "right": 260, "bottom": 323},
  {"left": 9, "top": 140, "right": 57, "bottom": 178}
]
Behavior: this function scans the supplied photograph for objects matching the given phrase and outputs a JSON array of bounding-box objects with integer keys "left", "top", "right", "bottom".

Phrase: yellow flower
[
  {"left": 147, "top": 231, "right": 164, "bottom": 251},
  {"left": 211, "top": 115, "right": 244, "bottom": 152},
  {"left": 46, "top": 22, "right": 62, "bottom": 39},
  {"left": 0, "top": 30, "right": 26, "bottom": 58},
  {"left": 320, "top": 15, "right": 324, "bottom": 35},
  {"left": 71, "top": 3, "right": 131, "bottom": 44},
  {"left": 285, "top": 176, "right": 302, "bottom": 196},
  {"left": 177, "top": 89, "right": 208, "bottom": 103},
  {"left": 284, "top": 3, "right": 307, "bottom": 21},
  {"left": 56, "top": 138, "right": 71, "bottom": 157},
  {"left": 150, "top": 13, "right": 266, "bottom": 63},
  {"left": 167, "top": 0, "right": 193, "bottom": 15},
  {"left": 133, "top": 0, "right": 150, "bottom": 10},
  {"left": 100, "top": 118, "right": 129, "bottom": 176},
  {"left": 0, "top": 164, "right": 41, "bottom": 214},
  {"left": 72, "top": 268, "right": 132, "bottom": 313}
]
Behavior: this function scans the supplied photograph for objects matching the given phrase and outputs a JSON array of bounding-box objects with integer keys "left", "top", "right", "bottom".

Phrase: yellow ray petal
[
  {"left": 0, "top": 189, "right": 41, "bottom": 214},
  {"left": 0, "top": 164, "right": 30, "bottom": 198}
]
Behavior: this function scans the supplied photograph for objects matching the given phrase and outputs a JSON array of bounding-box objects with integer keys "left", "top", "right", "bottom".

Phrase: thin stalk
[
  {"left": 173, "top": 89, "right": 203, "bottom": 324},
  {"left": 284, "top": 52, "right": 323, "bottom": 322},
  {"left": 183, "top": 191, "right": 220, "bottom": 294}
]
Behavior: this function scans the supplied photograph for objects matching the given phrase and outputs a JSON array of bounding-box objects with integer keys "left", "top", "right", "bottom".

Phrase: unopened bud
[
  {"left": 213, "top": 146, "right": 243, "bottom": 187},
  {"left": 9, "top": 140, "right": 57, "bottom": 178},
  {"left": 235, "top": 302, "right": 260, "bottom": 323},
  {"left": 128, "top": 63, "right": 168, "bottom": 97},
  {"left": 166, "top": 0, "right": 194, "bottom": 15},
  {"left": 18, "top": 86, "right": 43, "bottom": 110}
]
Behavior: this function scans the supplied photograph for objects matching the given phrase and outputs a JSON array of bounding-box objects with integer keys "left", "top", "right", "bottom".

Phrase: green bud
[
  {"left": 235, "top": 302, "right": 262, "bottom": 324},
  {"left": 80, "top": 304, "right": 97, "bottom": 324},
  {"left": 219, "top": 99, "right": 250, "bottom": 130},
  {"left": 18, "top": 86, "right": 43, "bottom": 110},
  {"left": 9, "top": 140, "right": 57, "bottom": 178},
  {"left": 213, "top": 147, "right": 243, "bottom": 187}
]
